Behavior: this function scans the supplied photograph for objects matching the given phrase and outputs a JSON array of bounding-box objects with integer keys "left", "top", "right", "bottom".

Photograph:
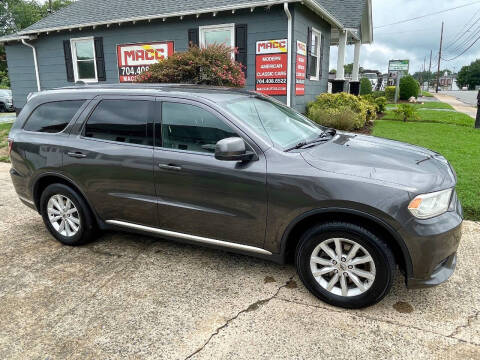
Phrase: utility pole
[
  {"left": 422, "top": 56, "right": 426, "bottom": 90},
  {"left": 428, "top": 49, "right": 432, "bottom": 91},
  {"left": 436, "top": 22, "right": 444, "bottom": 93}
]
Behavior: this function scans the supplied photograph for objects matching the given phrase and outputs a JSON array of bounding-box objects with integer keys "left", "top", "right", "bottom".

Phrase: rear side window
[
  {"left": 24, "top": 100, "right": 85, "bottom": 133},
  {"left": 84, "top": 100, "right": 153, "bottom": 146}
]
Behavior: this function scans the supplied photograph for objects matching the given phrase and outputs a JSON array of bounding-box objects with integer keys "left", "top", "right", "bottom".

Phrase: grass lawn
[
  {"left": 422, "top": 90, "right": 434, "bottom": 97},
  {"left": 0, "top": 122, "right": 13, "bottom": 163},
  {"left": 382, "top": 108, "right": 474, "bottom": 127},
  {"left": 387, "top": 102, "right": 454, "bottom": 110},
  {"left": 373, "top": 120, "right": 480, "bottom": 221}
]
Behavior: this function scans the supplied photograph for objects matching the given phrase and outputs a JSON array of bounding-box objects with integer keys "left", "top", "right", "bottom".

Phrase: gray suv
[{"left": 8, "top": 85, "right": 463, "bottom": 308}]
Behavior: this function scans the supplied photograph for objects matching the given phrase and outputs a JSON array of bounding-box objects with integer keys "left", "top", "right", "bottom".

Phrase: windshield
[{"left": 223, "top": 96, "right": 325, "bottom": 149}]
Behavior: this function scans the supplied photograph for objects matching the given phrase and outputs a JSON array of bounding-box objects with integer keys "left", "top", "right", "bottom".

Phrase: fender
[
  {"left": 279, "top": 207, "right": 413, "bottom": 278},
  {"left": 31, "top": 171, "right": 107, "bottom": 229}
]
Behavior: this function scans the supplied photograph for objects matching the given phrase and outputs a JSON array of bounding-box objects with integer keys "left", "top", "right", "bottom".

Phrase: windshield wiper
[
  {"left": 285, "top": 136, "right": 331, "bottom": 152},
  {"left": 285, "top": 129, "right": 337, "bottom": 152}
]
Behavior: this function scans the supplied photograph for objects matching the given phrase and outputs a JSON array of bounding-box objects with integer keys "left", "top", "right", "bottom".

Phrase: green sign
[{"left": 388, "top": 60, "right": 409, "bottom": 72}]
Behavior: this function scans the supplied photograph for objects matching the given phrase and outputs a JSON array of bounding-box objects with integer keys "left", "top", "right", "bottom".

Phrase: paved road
[
  {"left": 441, "top": 90, "right": 477, "bottom": 107},
  {"left": 0, "top": 162, "right": 479, "bottom": 359}
]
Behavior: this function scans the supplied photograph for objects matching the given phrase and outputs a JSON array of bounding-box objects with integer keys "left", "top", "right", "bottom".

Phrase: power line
[
  {"left": 444, "top": 7, "right": 480, "bottom": 49},
  {"left": 374, "top": 1, "right": 480, "bottom": 29},
  {"left": 447, "top": 20, "right": 480, "bottom": 53},
  {"left": 442, "top": 32, "right": 480, "bottom": 61}
]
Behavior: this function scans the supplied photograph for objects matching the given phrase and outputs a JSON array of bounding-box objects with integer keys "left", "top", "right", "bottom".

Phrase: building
[{"left": 0, "top": 0, "right": 372, "bottom": 113}]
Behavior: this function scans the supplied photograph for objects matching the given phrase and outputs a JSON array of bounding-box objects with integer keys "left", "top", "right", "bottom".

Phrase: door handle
[
  {"left": 158, "top": 163, "right": 182, "bottom": 171},
  {"left": 67, "top": 151, "right": 87, "bottom": 159}
]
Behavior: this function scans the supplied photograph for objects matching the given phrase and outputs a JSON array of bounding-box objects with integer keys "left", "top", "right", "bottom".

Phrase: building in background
[{"left": 0, "top": 0, "right": 372, "bottom": 113}]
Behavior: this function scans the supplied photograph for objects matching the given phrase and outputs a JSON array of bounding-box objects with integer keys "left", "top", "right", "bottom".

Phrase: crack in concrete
[
  {"left": 276, "top": 297, "right": 480, "bottom": 347},
  {"left": 184, "top": 275, "right": 295, "bottom": 360},
  {"left": 449, "top": 309, "right": 480, "bottom": 339}
]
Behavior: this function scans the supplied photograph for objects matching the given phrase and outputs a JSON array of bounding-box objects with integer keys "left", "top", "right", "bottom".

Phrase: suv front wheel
[
  {"left": 295, "top": 222, "right": 395, "bottom": 309},
  {"left": 40, "top": 183, "right": 97, "bottom": 246}
]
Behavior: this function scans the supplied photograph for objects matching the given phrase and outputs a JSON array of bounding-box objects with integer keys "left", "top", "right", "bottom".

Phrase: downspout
[
  {"left": 21, "top": 39, "right": 41, "bottom": 92},
  {"left": 284, "top": 2, "right": 292, "bottom": 107}
]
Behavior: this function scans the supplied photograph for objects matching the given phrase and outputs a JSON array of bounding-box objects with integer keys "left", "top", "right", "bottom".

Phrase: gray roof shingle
[{"left": 8, "top": 0, "right": 366, "bottom": 36}]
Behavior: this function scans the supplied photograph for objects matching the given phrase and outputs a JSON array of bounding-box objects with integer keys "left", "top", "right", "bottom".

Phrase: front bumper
[
  {"left": 407, "top": 252, "right": 457, "bottom": 288},
  {"left": 402, "top": 193, "right": 463, "bottom": 289}
]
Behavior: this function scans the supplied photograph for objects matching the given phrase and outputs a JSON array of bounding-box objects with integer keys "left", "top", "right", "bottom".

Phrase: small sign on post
[{"left": 389, "top": 60, "right": 409, "bottom": 103}]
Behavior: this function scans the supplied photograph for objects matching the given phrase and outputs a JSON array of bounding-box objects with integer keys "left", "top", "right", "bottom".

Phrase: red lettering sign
[
  {"left": 295, "top": 41, "right": 307, "bottom": 96},
  {"left": 255, "top": 39, "right": 288, "bottom": 96},
  {"left": 117, "top": 41, "right": 175, "bottom": 83}
]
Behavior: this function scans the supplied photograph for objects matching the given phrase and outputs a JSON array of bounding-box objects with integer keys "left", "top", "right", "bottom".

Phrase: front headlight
[{"left": 408, "top": 188, "right": 453, "bottom": 219}]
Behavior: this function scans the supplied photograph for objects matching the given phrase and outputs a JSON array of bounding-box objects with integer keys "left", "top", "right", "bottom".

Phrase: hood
[{"left": 302, "top": 133, "right": 456, "bottom": 193}]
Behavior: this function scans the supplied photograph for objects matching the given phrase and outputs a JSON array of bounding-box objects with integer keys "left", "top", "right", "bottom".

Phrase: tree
[
  {"left": 457, "top": 59, "right": 480, "bottom": 90},
  {"left": 399, "top": 75, "right": 420, "bottom": 100},
  {"left": 359, "top": 78, "right": 372, "bottom": 95},
  {"left": 0, "top": 0, "right": 73, "bottom": 87}
]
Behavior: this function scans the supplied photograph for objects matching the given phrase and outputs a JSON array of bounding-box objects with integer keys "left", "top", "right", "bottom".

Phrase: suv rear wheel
[
  {"left": 295, "top": 222, "right": 395, "bottom": 309},
  {"left": 40, "top": 183, "right": 97, "bottom": 246}
]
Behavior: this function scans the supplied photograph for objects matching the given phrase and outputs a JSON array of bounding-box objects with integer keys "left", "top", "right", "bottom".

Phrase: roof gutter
[
  {"left": 21, "top": 39, "right": 41, "bottom": 92},
  {"left": 284, "top": 3, "right": 292, "bottom": 107},
  {"left": 4, "top": 0, "right": 345, "bottom": 40}
]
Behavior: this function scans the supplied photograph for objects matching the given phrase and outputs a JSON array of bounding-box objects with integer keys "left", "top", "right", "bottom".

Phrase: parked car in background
[
  {"left": 0, "top": 89, "right": 14, "bottom": 112},
  {"left": 7, "top": 84, "right": 463, "bottom": 309}
]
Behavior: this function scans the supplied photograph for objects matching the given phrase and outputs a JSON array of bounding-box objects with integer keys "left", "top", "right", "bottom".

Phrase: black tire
[
  {"left": 40, "top": 183, "right": 97, "bottom": 246},
  {"left": 295, "top": 222, "right": 395, "bottom": 309},
  {"left": 0, "top": 103, "right": 5, "bottom": 112}
]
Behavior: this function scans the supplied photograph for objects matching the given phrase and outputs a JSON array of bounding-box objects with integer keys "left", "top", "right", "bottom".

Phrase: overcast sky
[{"left": 330, "top": 0, "right": 480, "bottom": 74}]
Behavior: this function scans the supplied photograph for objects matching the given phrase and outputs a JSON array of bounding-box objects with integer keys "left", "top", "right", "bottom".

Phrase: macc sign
[{"left": 117, "top": 41, "right": 174, "bottom": 82}]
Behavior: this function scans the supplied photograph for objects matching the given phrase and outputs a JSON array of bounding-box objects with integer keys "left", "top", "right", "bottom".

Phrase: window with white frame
[
  {"left": 310, "top": 28, "right": 321, "bottom": 80},
  {"left": 71, "top": 37, "right": 97, "bottom": 82},
  {"left": 199, "top": 24, "right": 235, "bottom": 58}
]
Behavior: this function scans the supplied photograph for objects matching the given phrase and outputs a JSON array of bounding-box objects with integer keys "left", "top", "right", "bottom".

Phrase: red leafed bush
[{"left": 136, "top": 44, "right": 246, "bottom": 87}]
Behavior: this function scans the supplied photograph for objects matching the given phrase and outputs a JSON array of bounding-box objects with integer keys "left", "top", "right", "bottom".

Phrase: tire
[
  {"left": 295, "top": 222, "right": 395, "bottom": 309},
  {"left": 40, "top": 183, "right": 97, "bottom": 246},
  {"left": 0, "top": 103, "right": 5, "bottom": 113}
]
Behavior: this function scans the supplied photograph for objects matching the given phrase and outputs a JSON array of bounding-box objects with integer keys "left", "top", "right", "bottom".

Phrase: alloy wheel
[
  {"left": 47, "top": 194, "right": 81, "bottom": 237},
  {"left": 310, "top": 238, "right": 376, "bottom": 297}
]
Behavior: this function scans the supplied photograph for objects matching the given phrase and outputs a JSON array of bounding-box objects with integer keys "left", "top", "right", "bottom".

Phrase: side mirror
[{"left": 215, "top": 137, "right": 255, "bottom": 162}]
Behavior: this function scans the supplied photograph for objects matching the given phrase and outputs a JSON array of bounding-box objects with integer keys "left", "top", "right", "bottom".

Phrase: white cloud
[{"left": 329, "top": 0, "right": 480, "bottom": 74}]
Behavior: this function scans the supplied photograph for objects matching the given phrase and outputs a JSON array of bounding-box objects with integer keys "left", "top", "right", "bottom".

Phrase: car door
[
  {"left": 63, "top": 95, "right": 157, "bottom": 227},
  {"left": 153, "top": 97, "right": 267, "bottom": 248}
]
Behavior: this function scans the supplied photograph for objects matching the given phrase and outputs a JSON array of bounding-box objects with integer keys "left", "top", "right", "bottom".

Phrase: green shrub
[
  {"left": 375, "top": 97, "right": 387, "bottom": 113},
  {"left": 393, "top": 104, "right": 419, "bottom": 122},
  {"left": 372, "top": 91, "right": 386, "bottom": 99},
  {"left": 359, "top": 94, "right": 379, "bottom": 119},
  {"left": 308, "top": 107, "right": 359, "bottom": 130},
  {"left": 399, "top": 75, "right": 420, "bottom": 100},
  {"left": 307, "top": 92, "right": 375, "bottom": 129},
  {"left": 136, "top": 44, "right": 245, "bottom": 87},
  {"left": 359, "top": 78, "right": 372, "bottom": 95},
  {"left": 385, "top": 86, "right": 396, "bottom": 102}
]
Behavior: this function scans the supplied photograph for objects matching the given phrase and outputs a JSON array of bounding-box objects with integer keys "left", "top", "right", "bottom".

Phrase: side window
[
  {"left": 84, "top": 100, "right": 153, "bottom": 146},
  {"left": 160, "top": 102, "right": 237, "bottom": 153},
  {"left": 24, "top": 100, "right": 85, "bottom": 133}
]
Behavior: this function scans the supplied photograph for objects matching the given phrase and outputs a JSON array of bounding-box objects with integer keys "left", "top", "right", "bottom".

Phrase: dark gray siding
[
  {"left": 291, "top": 3, "right": 330, "bottom": 113},
  {"left": 6, "top": 7, "right": 288, "bottom": 109}
]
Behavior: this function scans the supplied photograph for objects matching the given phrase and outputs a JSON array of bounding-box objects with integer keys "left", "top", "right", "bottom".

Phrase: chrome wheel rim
[
  {"left": 310, "top": 238, "right": 376, "bottom": 297},
  {"left": 47, "top": 194, "right": 80, "bottom": 237}
]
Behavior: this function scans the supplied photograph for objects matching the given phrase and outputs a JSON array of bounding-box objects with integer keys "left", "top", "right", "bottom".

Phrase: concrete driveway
[{"left": 0, "top": 162, "right": 479, "bottom": 359}]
